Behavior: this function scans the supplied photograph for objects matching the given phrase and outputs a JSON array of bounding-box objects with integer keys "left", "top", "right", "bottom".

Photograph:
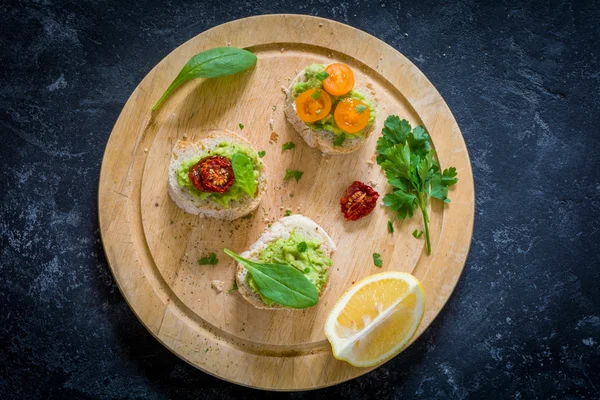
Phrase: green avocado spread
[
  {"left": 292, "top": 63, "right": 376, "bottom": 137},
  {"left": 247, "top": 231, "right": 332, "bottom": 306},
  {"left": 176, "top": 141, "right": 261, "bottom": 208}
]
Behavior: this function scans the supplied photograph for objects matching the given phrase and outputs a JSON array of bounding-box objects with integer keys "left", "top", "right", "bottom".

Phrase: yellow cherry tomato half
[
  {"left": 334, "top": 98, "right": 371, "bottom": 134},
  {"left": 296, "top": 88, "right": 332, "bottom": 123},
  {"left": 323, "top": 63, "right": 355, "bottom": 96}
]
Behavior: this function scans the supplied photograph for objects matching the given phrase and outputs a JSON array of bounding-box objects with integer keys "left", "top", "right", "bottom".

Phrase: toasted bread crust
[
  {"left": 283, "top": 68, "right": 376, "bottom": 154},
  {"left": 234, "top": 215, "right": 336, "bottom": 310},
  {"left": 167, "top": 130, "right": 266, "bottom": 220}
]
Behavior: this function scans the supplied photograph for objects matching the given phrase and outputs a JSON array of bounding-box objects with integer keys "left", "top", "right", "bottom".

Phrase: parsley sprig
[{"left": 376, "top": 116, "right": 458, "bottom": 254}]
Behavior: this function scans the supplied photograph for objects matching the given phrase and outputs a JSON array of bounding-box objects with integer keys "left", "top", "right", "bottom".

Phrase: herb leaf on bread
[
  {"left": 231, "top": 153, "right": 256, "bottom": 197},
  {"left": 224, "top": 249, "right": 319, "bottom": 309}
]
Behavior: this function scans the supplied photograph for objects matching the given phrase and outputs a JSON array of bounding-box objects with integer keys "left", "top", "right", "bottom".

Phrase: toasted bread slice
[
  {"left": 235, "top": 215, "right": 337, "bottom": 310},
  {"left": 284, "top": 68, "right": 376, "bottom": 154},
  {"left": 167, "top": 129, "right": 266, "bottom": 220}
]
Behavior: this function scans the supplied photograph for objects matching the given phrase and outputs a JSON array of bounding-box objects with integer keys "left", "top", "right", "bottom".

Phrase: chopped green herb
[
  {"left": 258, "top": 150, "right": 266, "bottom": 158},
  {"left": 170, "top": 219, "right": 174, "bottom": 225},
  {"left": 267, "top": 223, "right": 272, "bottom": 228},
  {"left": 333, "top": 132, "right": 347, "bottom": 147},
  {"left": 311, "top": 90, "right": 321, "bottom": 100},
  {"left": 355, "top": 104, "right": 368, "bottom": 114},
  {"left": 412, "top": 229, "right": 424, "bottom": 239},
  {"left": 303, "top": 268, "right": 310, "bottom": 273},
  {"left": 387, "top": 220, "right": 394, "bottom": 233},
  {"left": 316, "top": 71, "right": 329, "bottom": 81},
  {"left": 282, "top": 141, "right": 296, "bottom": 151},
  {"left": 197, "top": 252, "right": 218, "bottom": 265},
  {"left": 297, "top": 241, "right": 308, "bottom": 252},
  {"left": 284, "top": 209, "right": 292, "bottom": 217},
  {"left": 373, "top": 253, "right": 383, "bottom": 267},
  {"left": 227, "top": 280, "right": 238, "bottom": 293},
  {"left": 376, "top": 115, "right": 458, "bottom": 254},
  {"left": 242, "top": 214, "right": 253, "bottom": 220},
  {"left": 284, "top": 169, "right": 304, "bottom": 183},
  {"left": 239, "top": 123, "right": 244, "bottom": 130}
]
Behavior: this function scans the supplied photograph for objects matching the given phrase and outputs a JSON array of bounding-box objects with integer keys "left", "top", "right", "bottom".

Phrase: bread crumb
[
  {"left": 270, "top": 131, "right": 279, "bottom": 142},
  {"left": 281, "top": 86, "right": 289, "bottom": 95},
  {"left": 319, "top": 22, "right": 323, "bottom": 27},
  {"left": 144, "top": 148, "right": 148, "bottom": 153},
  {"left": 182, "top": 133, "right": 188, "bottom": 139},
  {"left": 367, "top": 180, "right": 378, "bottom": 187},
  {"left": 281, "top": 48, "right": 285, "bottom": 52},
  {"left": 366, "top": 153, "right": 377, "bottom": 165},
  {"left": 211, "top": 280, "right": 225, "bottom": 293},
  {"left": 269, "top": 118, "right": 275, "bottom": 130}
]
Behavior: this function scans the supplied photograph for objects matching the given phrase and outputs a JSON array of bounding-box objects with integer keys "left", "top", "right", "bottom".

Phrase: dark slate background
[{"left": 1, "top": 0, "right": 599, "bottom": 398}]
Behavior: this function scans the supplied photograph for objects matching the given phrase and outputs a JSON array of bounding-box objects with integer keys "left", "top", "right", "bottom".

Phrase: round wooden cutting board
[{"left": 98, "top": 14, "right": 474, "bottom": 390}]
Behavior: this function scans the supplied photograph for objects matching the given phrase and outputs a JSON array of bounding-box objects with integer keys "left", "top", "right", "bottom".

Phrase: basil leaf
[
  {"left": 231, "top": 153, "right": 256, "bottom": 197},
  {"left": 152, "top": 47, "right": 257, "bottom": 111},
  {"left": 223, "top": 249, "right": 319, "bottom": 309},
  {"left": 257, "top": 150, "right": 266, "bottom": 158}
]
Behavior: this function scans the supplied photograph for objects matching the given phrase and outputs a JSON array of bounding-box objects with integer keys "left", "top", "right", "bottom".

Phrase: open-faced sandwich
[
  {"left": 229, "top": 215, "right": 336, "bottom": 310},
  {"left": 284, "top": 63, "right": 376, "bottom": 154},
  {"left": 168, "top": 129, "right": 266, "bottom": 220}
]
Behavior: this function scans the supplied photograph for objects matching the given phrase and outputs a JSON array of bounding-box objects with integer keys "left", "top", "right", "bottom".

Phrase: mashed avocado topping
[
  {"left": 247, "top": 231, "right": 332, "bottom": 306},
  {"left": 292, "top": 63, "right": 376, "bottom": 137},
  {"left": 176, "top": 141, "right": 261, "bottom": 208}
]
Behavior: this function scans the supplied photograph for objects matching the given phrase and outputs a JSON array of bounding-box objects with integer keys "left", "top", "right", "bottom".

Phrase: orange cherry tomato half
[
  {"left": 295, "top": 88, "right": 332, "bottom": 123},
  {"left": 334, "top": 98, "right": 371, "bottom": 134},
  {"left": 322, "top": 63, "right": 355, "bottom": 96}
]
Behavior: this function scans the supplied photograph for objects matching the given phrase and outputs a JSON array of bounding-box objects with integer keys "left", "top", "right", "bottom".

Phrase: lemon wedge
[{"left": 324, "top": 271, "right": 425, "bottom": 367}]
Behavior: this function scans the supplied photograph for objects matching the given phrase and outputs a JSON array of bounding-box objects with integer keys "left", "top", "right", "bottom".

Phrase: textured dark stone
[{"left": 1, "top": 0, "right": 599, "bottom": 398}]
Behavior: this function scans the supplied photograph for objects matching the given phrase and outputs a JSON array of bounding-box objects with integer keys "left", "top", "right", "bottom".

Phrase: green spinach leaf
[
  {"left": 152, "top": 47, "right": 257, "bottom": 111},
  {"left": 223, "top": 249, "right": 318, "bottom": 309}
]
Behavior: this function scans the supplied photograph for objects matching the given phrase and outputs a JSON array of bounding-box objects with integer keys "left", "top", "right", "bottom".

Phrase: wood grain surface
[{"left": 98, "top": 14, "right": 474, "bottom": 390}]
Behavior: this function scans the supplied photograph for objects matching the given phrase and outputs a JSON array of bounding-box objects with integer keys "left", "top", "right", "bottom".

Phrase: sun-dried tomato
[
  {"left": 340, "top": 181, "right": 379, "bottom": 221},
  {"left": 188, "top": 155, "right": 235, "bottom": 193}
]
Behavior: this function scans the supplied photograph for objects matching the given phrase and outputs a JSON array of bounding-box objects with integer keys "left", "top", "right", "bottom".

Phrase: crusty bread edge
[
  {"left": 234, "top": 215, "right": 337, "bottom": 310},
  {"left": 283, "top": 68, "right": 377, "bottom": 155},
  {"left": 167, "top": 129, "right": 266, "bottom": 220}
]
